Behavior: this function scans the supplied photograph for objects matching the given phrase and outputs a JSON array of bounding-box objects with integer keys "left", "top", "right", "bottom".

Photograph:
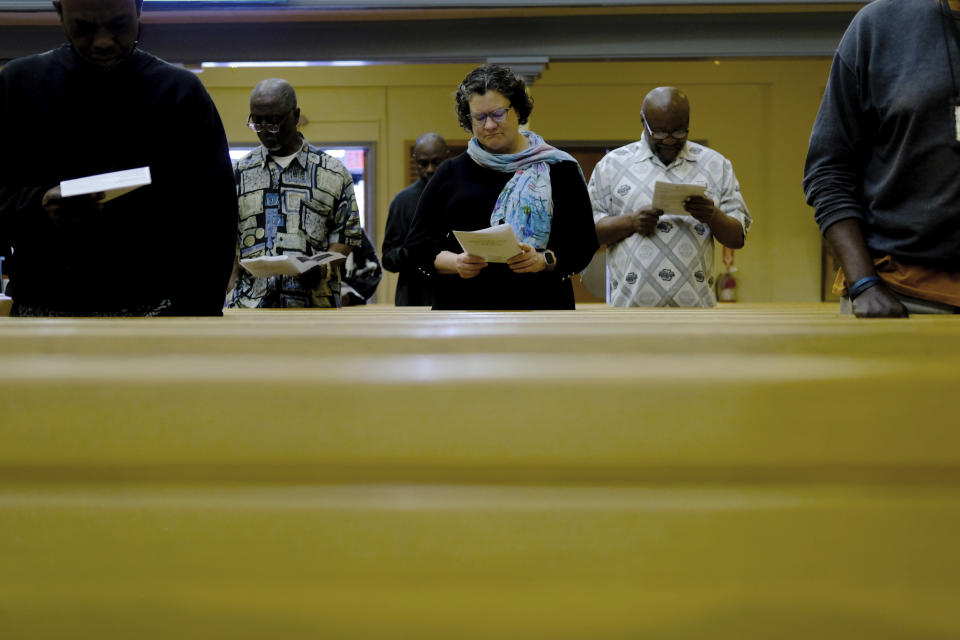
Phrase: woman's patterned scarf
[{"left": 467, "top": 131, "right": 581, "bottom": 250}]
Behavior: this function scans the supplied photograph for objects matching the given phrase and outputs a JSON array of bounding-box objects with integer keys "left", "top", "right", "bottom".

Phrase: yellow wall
[{"left": 199, "top": 58, "right": 832, "bottom": 304}]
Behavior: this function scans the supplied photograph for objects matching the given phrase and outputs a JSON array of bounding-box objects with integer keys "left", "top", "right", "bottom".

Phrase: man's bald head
[
  {"left": 640, "top": 87, "right": 691, "bottom": 166},
  {"left": 250, "top": 78, "right": 298, "bottom": 114},
  {"left": 414, "top": 132, "right": 446, "bottom": 153},
  {"left": 248, "top": 78, "right": 302, "bottom": 157},
  {"left": 412, "top": 132, "right": 449, "bottom": 183},
  {"left": 53, "top": 0, "right": 142, "bottom": 69},
  {"left": 641, "top": 87, "right": 689, "bottom": 121}
]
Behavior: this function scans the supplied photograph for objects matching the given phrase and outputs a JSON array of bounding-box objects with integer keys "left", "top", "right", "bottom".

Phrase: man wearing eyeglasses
[
  {"left": 0, "top": 0, "right": 237, "bottom": 316},
  {"left": 589, "top": 86, "right": 752, "bottom": 307},
  {"left": 381, "top": 132, "right": 449, "bottom": 306},
  {"left": 229, "top": 78, "right": 362, "bottom": 308}
]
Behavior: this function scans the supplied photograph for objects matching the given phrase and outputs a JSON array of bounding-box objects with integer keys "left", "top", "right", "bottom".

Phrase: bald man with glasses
[
  {"left": 589, "top": 86, "right": 752, "bottom": 307},
  {"left": 229, "top": 78, "right": 362, "bottom": 309}
]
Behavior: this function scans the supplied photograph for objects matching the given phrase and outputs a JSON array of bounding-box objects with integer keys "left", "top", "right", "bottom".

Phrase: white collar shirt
[{"left": 588, "top": 138, "right": 751, "bottom": 307}]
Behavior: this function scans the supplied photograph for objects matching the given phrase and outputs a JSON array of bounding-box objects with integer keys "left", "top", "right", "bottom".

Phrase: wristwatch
[{"left": 542, "top": 249, "right": 557, "bottom": 272}]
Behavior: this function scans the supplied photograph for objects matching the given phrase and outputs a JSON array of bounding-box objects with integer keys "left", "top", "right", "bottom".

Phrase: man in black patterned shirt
[{"left": 229, "top": 78, "right": 362, "bottom": 308}]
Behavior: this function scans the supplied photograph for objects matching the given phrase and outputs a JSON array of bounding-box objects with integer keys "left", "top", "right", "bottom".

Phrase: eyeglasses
[
  {"left": 247, "top": 109, "right": 293, "bottom": 134},
  {"left": 470, "top": 106, "right": 512, "bottom": 125},
  {"left": 642, "top": 116, "right": 688, "bottom": 140}
]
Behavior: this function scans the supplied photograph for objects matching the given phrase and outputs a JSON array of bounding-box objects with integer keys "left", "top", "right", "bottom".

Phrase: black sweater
[
  {"left": 406, "top": 152, "right": 599, "bottom": 310},
  {"left": 803, "top": 0, "right": 960, "bottom": 270},
  {"left": 382, "top": 179, "right": 432, "bottom": 306},
  {"left": 0, "top": 45, "right": 237, "bottom": 315}
]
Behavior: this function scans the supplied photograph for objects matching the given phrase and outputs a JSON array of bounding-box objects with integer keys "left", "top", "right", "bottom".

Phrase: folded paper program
[
  {"left": 452, "top": 225, "right": 522, "bottom": 263},
  {"left": 239, "top": 252, "right": 347, "bottom": 279},
  {"left": 60, "top": 167, "right": 152, "bottom": 203}
]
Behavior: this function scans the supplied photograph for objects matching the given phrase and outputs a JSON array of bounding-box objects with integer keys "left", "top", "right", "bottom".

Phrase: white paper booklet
[
  {"left": 453, "top": 225, "right": 522, "bottom": 263},
  {"left": 652, "top": 181, "right": 708, "bottom": 216},
  {"left": 60, "top": 167, "right": 152, "bottom": 202},
  {"left": 240, "top": 252, "right": 346, "bottom": 279}
]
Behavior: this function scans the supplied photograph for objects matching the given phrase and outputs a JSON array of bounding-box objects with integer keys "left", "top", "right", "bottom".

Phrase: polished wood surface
[{"left": 1, "top": 303, "right": 958, "bottom": 638}]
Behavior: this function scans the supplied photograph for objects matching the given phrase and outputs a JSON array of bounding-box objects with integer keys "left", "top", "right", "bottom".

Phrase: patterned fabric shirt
[
  {"left": 229, "top": 137, "right": 362, "bottom": 308},
  {"left": 589, "top": 139, "right": 752, "bottom": 307}
]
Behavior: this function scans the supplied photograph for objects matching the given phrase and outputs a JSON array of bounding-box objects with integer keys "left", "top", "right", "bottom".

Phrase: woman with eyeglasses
[{"left": 404, "top": 64, "right": 599, "bottom": 310}]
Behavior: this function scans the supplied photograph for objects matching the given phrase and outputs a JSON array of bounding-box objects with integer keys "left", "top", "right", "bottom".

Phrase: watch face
[{"left": 545, "top": 251, "right": 555, "bottom": 265}]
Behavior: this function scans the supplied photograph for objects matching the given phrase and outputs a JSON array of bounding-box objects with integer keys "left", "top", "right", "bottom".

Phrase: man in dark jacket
[{"left": 382, "top": 133, "right": 448, "bottom": 306}]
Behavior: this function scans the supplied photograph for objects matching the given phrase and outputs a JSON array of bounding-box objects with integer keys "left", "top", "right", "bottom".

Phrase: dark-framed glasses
[
  {"left": 247, "top": 110, "right": 293, "bottom": 134},
  {"left": 643, "top": 116, "right": 688, "bottom": 140},
  {"left": 470, "top": 106, "right": 512, "bottom": 125}
]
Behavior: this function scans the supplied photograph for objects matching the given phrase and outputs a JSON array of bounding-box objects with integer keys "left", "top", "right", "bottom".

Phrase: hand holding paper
[
  {"left": 631, "top": 205, "right": 664, "bottom": 236},
  {"left": 453, "top": 252, "right": 488, "bottom": 280},
  {"left": 683, "top": 194, "right": 721, "bottom": 224},
  {"left": 506, "top": 243, "right": 547, "bottom": 273},
  {"left": 41, "top": 185, "right": 104, "bottom": 228}
]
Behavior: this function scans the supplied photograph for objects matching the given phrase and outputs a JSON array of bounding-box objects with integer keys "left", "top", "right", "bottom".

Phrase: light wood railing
[{"left": 1, "top": 303, "right": 958, "bottom": 638}]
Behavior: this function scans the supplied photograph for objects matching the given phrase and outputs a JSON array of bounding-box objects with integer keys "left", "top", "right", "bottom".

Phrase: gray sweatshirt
[{"left": 803, "top": 0, "right": 960, "bottom": 270}]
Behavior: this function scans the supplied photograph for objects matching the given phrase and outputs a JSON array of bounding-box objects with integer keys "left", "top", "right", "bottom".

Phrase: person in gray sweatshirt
[{"left": 804, "top": 0, "right": 960, "bottom": 317}]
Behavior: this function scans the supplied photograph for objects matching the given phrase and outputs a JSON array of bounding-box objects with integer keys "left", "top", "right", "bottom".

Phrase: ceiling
[{"left": 0, "top": 1, "right": 867, "bottom": 66}]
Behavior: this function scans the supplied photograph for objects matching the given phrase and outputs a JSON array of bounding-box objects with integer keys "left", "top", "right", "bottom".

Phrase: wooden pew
[{"left": 1, "top": 304, "right": 959, "bottom": 638}]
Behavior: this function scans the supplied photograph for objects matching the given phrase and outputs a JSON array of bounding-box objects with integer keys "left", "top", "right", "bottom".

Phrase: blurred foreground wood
[{"left": 1, "top": 303, "right": 958, "bottom": 638}]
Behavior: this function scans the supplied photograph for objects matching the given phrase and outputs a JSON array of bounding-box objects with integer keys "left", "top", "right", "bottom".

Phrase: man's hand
[
  {"left": 297, "top": 255, "right": 347, "bottom": 289},
  {"left": 226, "top": 257, "right": 241, "bottom": 295},
  {"left": 41, "top": 185, "right": 104, "bottom": 228},
  {"left": 631, "top": 206, "right": 664, "bottom": 236},
  {"left": 852, "top": 284, "right": 909, "bottom": 318},
  {"left": 507, "top": 243, "right": 546, "bottom": 273},
  {"left": 684, "top": 195, "right": 745, "bottom": 248},
  {"left": 683, "top": 195, "right": 718, "bottom": 223},
  {"left": 824, "top": 220, "right": 907, "bottom": 319},
  {"left": 455, "top": 252, "right": 487, "bottom": 279}
]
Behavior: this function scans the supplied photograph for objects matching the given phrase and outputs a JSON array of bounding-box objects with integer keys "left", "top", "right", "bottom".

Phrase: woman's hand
[
  {"left": 455, "top": 252, "right": 488, "bottom": 279},
  {"left": 507, "top": 243, "right": 546, "bottom": 273},
  {"left": 434, "top": 250, "right": 487, "bottom": 278}
]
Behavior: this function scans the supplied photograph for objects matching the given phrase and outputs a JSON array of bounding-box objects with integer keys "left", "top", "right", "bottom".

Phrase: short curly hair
[{"left": 455, "top": 64, "right": 534, "bottom": 131}]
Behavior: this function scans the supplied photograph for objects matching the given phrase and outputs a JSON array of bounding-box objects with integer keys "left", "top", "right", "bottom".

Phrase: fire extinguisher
[{"left": 717, "top": 246, "right": 738, "bottom": 302}]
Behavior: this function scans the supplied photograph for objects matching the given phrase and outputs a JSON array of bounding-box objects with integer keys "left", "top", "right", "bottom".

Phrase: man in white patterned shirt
[{"left": 589, "top": 87, "right": 752, "bottom": 307}]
